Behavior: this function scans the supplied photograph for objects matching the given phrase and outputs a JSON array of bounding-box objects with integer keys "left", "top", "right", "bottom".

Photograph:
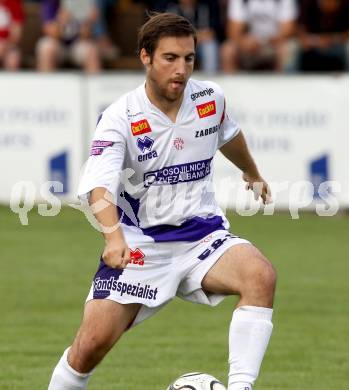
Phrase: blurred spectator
[
  {"left": 0, "top": 0, "right": 24, "bottom": 70},
  {"left": 36, "top": 0, "right": 102, "bottom": 73},
  {"left": 94, "top": 0, "right": 120, "bottom": 62},
  {"left": 298, "top": 0, "right": 349, "bottom": 71},
  {"left": 221, "top": 0, "right": 297, "bottom": 72},
  {"left": 162, "top": 0, "right": 221, "bottom": 73}
]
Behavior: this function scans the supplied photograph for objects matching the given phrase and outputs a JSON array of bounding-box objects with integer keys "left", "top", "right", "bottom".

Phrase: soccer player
[{"left": 48, "top": 13, "right": 276, "bottom": 390}]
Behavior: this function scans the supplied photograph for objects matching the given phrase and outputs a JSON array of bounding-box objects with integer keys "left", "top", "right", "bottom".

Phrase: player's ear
[{"left": 140, "top": 48, "right": 151, "bottom": 66}]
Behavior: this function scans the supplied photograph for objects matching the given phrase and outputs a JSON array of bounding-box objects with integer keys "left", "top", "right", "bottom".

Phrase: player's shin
[
  {"left": 228, "top": 306, "right": 273, "bottom": 390},
  {"left": 48, "top": 347, "right": 93, "bottom": 390}
]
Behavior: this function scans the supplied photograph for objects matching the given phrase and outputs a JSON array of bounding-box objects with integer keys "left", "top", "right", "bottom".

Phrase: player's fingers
[
  {"left": 120, "top": 257, "right": 129, "bottom": 269},
  {"left": 253, "top": 187, "right": 260, "bottom": 201},
  {"left": 261, "top": 187, "right": 272, "bottom": 204},
  {"left": 252, "top": 181, "right": 263, "bottom": 201},
  {"left": 246, "top": 181, "right": 254, "bottom": 192},
  {"left": 265, "top": 194, "right": 273, "bottom": 204},
  {"left": 102, "top": 250, "right": 124, "bottom": 269},
  {"left": 119, "top": 248, "right": 130, "bottom": 268},
  {"left": 264, "top": 184, "right": 272, "bottom": 204},
  {"left": 123, "top": 247, "right": 131, "bottom": 261},
  {"left": 261, "top": 191, "right": 267, "bottom": 204}
]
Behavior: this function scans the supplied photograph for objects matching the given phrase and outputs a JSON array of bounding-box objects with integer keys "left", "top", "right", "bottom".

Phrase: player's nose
[{"left": 175, "top": 58, "right": 187, "bottom": 76}]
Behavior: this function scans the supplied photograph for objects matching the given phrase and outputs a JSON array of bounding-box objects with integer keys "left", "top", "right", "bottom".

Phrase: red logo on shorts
[
  {"left": 200, "top": 234, "right": 212, "bottom": 243},
  {"left": 196, "top": 100, "right": 216, "bottom": 118},
  {"left": 130, "top": 248, "right": 145, "bottom": 266}
]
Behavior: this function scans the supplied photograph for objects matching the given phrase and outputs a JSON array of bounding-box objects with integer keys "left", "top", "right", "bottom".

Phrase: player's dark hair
[{"left": 137, "top": 12, "right": 197, "bottom": 58}]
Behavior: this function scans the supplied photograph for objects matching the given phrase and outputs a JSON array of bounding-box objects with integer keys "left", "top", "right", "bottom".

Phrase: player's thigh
[
  {"left": 72, "top": 299, "right": 141, "bottom": 353},
  {"left": 201, "top": 243, "right": 275, "bottom": 295}
]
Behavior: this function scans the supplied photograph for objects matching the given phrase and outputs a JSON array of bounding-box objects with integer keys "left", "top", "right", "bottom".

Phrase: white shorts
[{"left": 86, "top": 226, "right": 250, "bottom": 327}]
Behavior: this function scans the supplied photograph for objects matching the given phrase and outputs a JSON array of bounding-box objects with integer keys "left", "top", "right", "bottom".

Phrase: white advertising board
[
  {"left": 209, "top": 75, "right": 348, "bottom": 210},
  {"left": 0, "top": 74, "right": 83, "bottom": 203}
]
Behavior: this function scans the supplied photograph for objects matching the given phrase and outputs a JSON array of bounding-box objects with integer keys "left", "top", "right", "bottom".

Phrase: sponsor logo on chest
[
  {"left": 136, "top": 135, "right": 158, "bottom": 162},
  {"left": 173, "top": 137, "right": 184, "bottom": 150},
  {"left": 195, "top": 124, "right": 219, "bottom": 138},
  {"left": 196, "top": 100, "right": 216, "bottom": 119},
  {"left": 131, "top": 119, "right": 152, "bottom": 136},
  {"left": 191, "top": 87, "right": 214, "bottom": 101},
  {"left": 143, "top": 158, "right": 212, "bottom": 187},
  {"left": 127, "top": 109, "right": 144, "bottom": 119}
]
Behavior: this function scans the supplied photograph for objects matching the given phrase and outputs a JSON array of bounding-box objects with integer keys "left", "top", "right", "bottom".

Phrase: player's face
[{"left": 141, "top": 36, "right": 195, "bottom": 102}]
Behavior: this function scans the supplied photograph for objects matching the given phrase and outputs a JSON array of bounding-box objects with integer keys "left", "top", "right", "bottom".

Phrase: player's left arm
[{"left": 220, "top": 131, "right": 272, "bottom": 204}]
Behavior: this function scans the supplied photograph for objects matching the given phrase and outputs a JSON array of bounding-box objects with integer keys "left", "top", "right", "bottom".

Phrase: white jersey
[
  {"left": 78, "top": 78, "right": 240, "bottom": 242},
  {"left": 227, "top": 0, "right": 297, "bottom": 41}
]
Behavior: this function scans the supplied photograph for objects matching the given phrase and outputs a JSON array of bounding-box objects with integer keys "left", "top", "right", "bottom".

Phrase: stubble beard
[{"left": 149, "top": 73, "right": 186, "bottom": 104}]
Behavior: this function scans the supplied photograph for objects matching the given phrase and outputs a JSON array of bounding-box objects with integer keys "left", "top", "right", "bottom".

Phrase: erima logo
[
  {"left": 191, "top": 87, "right": 214, "bottom": 101},
  {"left": 131, "top": 119, "right": 151, "bottom": 136},
  {"left": 196, "top": 100, "right": 216, "bottom": 118},
  {"left": 195, "top": 125, "right": 219, "bottom": 138}
]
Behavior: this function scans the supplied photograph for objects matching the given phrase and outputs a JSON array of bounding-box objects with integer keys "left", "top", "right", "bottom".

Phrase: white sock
[
  {"left": 48, "top": 347, "right": 92, "bottom": 390},
  {"left": 228, "top": 306, "right": 273, "bottom": 390}
]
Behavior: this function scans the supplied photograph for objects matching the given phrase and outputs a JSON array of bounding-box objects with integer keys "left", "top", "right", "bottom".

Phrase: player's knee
[
  {"left": 82, "top": 333, "right": 111, "bottom": 357},
  {"left": 70, "top": 332, "right": 111, "bottom": 372},
  {"left": 252, "top": 258, "right": 277, "bottom": 295}
]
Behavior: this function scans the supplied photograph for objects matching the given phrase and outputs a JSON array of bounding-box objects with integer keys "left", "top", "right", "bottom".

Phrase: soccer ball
[{"left": 167, "top": 372, "right": 227, "bottom": 390}]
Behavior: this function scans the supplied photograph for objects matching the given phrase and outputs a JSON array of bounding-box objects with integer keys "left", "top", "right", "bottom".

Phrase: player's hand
[
  {"left": 243, "top": 172, "right": 272, "bottom": 204},
  {"left": 102, "top": 238, "right": 131, "bottom": 269}
]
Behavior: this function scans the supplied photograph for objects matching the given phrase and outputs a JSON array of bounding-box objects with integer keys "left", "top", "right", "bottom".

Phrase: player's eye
[
  {"left": 165, "top": 56, "right": 176, "bottom": 62},
  {"left": 185, "top": 55, "right": 195, "bottom": 63}
]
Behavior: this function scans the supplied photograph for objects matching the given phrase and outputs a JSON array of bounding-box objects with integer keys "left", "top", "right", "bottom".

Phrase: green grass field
[{"left": 1, "top": 205, "right": 348, "bottom": 390}]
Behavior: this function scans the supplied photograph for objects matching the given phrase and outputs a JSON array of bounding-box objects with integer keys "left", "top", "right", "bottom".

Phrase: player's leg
[
  {"left": 202, "top": 243, "right": 276, "bottom": 307},
  {"left": 48, "top": 299, "right": 140, "bottom": 390},
  {"left": 202, "top": 243, "right": 276, "bottom": 390}
]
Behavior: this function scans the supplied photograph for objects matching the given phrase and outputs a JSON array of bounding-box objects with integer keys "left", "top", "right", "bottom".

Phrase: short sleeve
[
  {"left": 204, "top": 81, "right": 241, "bottom": 148},
  {"left": 227, "top": 0, "right": 247, "bottom": 22},
  {"left": 77, "top": 108, "right": 127, "bottom": 201},
  {"left": 218, "top": 99, "right": 241, "bottom": 148}
]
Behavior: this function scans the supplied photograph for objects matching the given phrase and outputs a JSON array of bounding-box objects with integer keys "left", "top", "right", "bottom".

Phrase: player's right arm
[
  {"left": 78, "top": 100, "right": 130, "bottom": 269},
  {"left": 89, "top": 187, "right": 130, "bottom": 269}
]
